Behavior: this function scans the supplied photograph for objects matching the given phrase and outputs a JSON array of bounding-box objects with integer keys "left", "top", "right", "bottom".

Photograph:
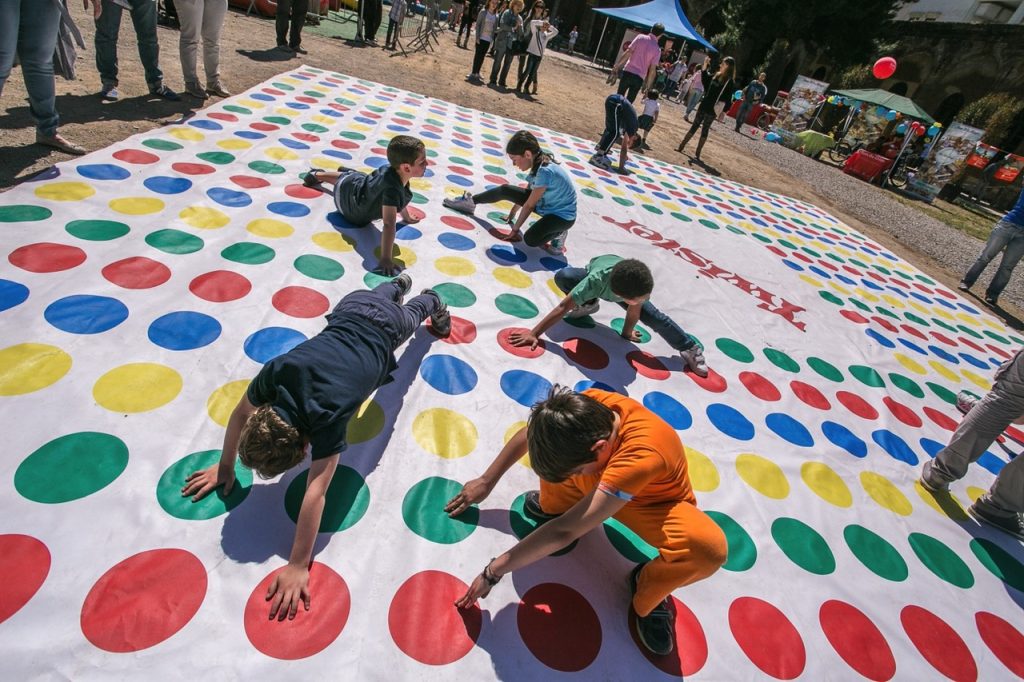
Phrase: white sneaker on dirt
[
  {"left": 680, "top": 346, "right": 709, "bottom": 377},
  {"left": 442, "top": 191, "right": 476, "bottom": 214},
  {"left": 564, "top": 300, "right": 599, "bottom": 319}
]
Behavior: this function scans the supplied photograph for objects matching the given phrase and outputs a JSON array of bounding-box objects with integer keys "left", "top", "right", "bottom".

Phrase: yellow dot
[
  {"left": 273, "top": 107, "right": 296, "bottom": 117},
  {"left": 347, "top": 399, "right": 384, "bottom": 444},
  {"left": 412, "top": 408, "right": 478, "bottom": 459},
  {"left": 0, "top": 343, "right": 72, "bottom": 395},
  {"left": 735, "top": 453, "right": 789, "bottom": 499},
  {"left": 966, "top": 486, "right": 986, "bottom": 503},
  {"left": 929, "top": 360, "right": 960, "bottom": 383},
  {"left": 932, "top": 307, "right": 954, "bottom": 321},
  {"left": 410, "top": 178, "right": 433, "bottom": 192},
  {"left": 799, "top": 274, "right": 823, "bottom": 289},
  {"left": 894, "top": 352, "right": 927, "bottom": 375},
  {"left": 830, "top": 282, "right": 851, "bottom": 296},
  {"left": 311, "top": 115, "right": 335, "bottom": 126},
  {"left": 350, "top": 123, "right": 371, "bottom": 132},
  {"left": 856, "top": 289, "right": 879, "bottom": 302},
  {"left": 247, "top": 218, "right": 294, "bottom": 239},
  {"left": 546, "top": 277, "right": 564, "bottom": 298},
  {"left": 800, "top": 461, "right": 852, "bottom": 507},
  {"left": 493, "top": 267, "right": 532, "bottom": 289},
  {"left": 313, "top": 231, "right": 355, "bottom": 252},
  {"left": 311, "top": 157, "right": 337, "bottom": 171},
  {"left": 168, "top": 127, "right": 205, "bottom": 141},
  {"left": 955, "top": 312, "right": 979, "bottom": 327},
  {"left": 34, "top": 181, "right": 95, "bottom": 201},
  {"left": 504, "top": 420, "right": 531, "bottom": 468},
  {"left": 907, "top": 301, "right": 928, "bottom": 315},
  {"left": 435, "top": 256, "right": 476, "bottom": 277},
  {"left": 93, "top": 363, "right": 182, "bottom": 413},
  {"left": 961, "top": 368, "right": 991, "bottom": 390},
  {"left": 110, "top": 197, "right": 165, "bottom": 215},
  {"left": 882, "top": 295, "right": 905, "bottom": 309},
  {"left": 859, "top": 471, "right": 912, "bottom": 516},
  {"left": 685, "top": 446, "right": 719, "bottom": 492},
  {"left": 217, "top": 139, "right": 252, "bottom": 150},
  {"left": 265, "top": 147, "right": 299, "bottom": 161},
  {"left": 980, "top": 317, "right": 1002, "bottom": 331},
  {"left": 914, "top": 480, "right": 969, "bottom": 520},
  {"left": 180, "top": 205, "right": 230, "bottom": 229},
  {"left": 237, "top": 98, "right": 265, "bottom": 109},
  {"left": 373, "top": 244, "right": 418, "bottom": 267},
  {"left": 206, "top": 380, "right": 249, "bottom": 427}
]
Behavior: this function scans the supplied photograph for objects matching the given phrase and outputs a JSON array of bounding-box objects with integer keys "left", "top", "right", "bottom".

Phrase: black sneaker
[
  {"left": 149, "top": 84, "right": 181, "bottom": 101},
  {"left": 985, "top": 296, "right": 999, "bottom": 307},
  {"left": 291, "top": 45, "right": 308, "bottom": 55},
  {"left": 302, "top": 168, "right": 324, "bottom": 188},
  {"left": 393, "top": 273, "right": 412, "bottom": 302},
  {"left": 422, "top": 289, "right": 451, "bottom": 337},
  {"left": 968, "top": 503, "right": 1024, "bottom": 541},
  {"left": 957, "top": 282, "right": 970, "bottom": 292},
  {"left": 629, "top": 563, "right": 675, "bottom": 656},
  {"left": 523, "top": 490, "right": 560, "bottom": 520}
]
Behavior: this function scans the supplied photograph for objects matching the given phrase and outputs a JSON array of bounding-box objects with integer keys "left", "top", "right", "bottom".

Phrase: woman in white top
[
  {"left": 515, "top": 14, "right": 557, "bottom": 95},
  {"left": 683, "top": 57, "right": 709, "bottom": 121},
  {"left": 468, "top": 0, "right": 500, "bottom": 81}
]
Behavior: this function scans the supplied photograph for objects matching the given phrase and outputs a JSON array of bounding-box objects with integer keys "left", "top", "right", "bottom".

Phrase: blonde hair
[
  {"left": 511, "top": 0, "right": 524, "bottom": 11},
  {"left": 238, "top": 405, "right": 305, "bottom": 478}
]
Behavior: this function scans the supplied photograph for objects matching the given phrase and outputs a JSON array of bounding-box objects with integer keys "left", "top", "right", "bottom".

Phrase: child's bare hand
[
  {"left": 508, "top": 331, "right": 539, "bottom": 349},
  {"left": 375, "top": 258, "right": 401, "bottom": 276},
  {"left": 267, "top": 564, "right": 310, "bottom": 620},
  {"left": 182, "top": 464, "right": 235, "bottom": 502},
  {"left": 454, "top": 572, "right": 493, "bottom": 609},
  {"left": 497, "top": 229, "right": 522, "bottom": 242},
  {"left": 622, "top": 330, "right": 642, "bottom": 342},
  {"left": 401, "top": 214, "right": 421, "bottom": 225},
  {"left": 445, "top": 477, "right": 492, "bottom": 517}
]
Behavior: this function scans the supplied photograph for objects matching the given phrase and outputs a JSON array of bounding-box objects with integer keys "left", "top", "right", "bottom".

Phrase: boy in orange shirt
[{"left": 446, "top": 386, "right": 727, "bottom": 655}]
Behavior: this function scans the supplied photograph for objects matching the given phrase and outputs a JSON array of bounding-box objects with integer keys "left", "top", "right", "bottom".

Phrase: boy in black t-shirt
[
  {"left": 304, "top": 135, "right": 427, "bottom": 275},
  {"left": 181, "top": 274, "right": 450, "bottom": 621}
]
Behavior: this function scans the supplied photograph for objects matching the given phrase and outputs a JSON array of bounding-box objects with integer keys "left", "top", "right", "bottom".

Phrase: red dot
[
  {"left": 272, "top": 286, "right": 329, "bottom": 318},
  {"left": 189, "top": 270, "right": 252, "bottom": 302},
  {"left": 988, "top": 344, "right": 1012, "bottom": 360},
  {"left": 740, "top": 371, "right": 781, "bottom": 401},
  {"left": 497, "top": 327, "right": 546, "bottom": 358},
  {"left": 818, "top": 600, "right": 895, "bottom": 681},
  {"left": 80, "top": 548, "right": 206, "bottom": 652},
  {"left": 883, "top": 397, "right": 922, "bottom": 428},
  {"left": 389, "top": 570, "right": 481, "bottom": 665},
  {"left": 171, "top": 162, "right": 215, "bottom": 176},
  {"left": 207, "top": 112, "right": 238, "bottom": 122},
  {"left": 687, "top": 365, "right": 728, "bottom": 392},
  {"left": 1005, "top": 424, "right": 1024, "bottom": 444},
  {"left": 791, "top": 380, "right": 831, "bottom": 410},
  {"left": 628, "top": 351, "right": 670, "bottom": 380},
  {"left": 113, "top": 149, "right": 159, "bottom": 164},
  {"left": 423, "top": 124, "right": 443, "bottom": 133},
  {"left": 404, "top": 206, "right": 425, "bottom": 222},
  {"left": 440, "top": 215, "right": 475, "bottom": 231},
  {"left": 102, "top": 256, "right": 171, "bottom": 289},
  {"left": 485, "top": 174, "right": 509, "bottom": 186},
  {"left": 285, "top": 184, "right": 322, "bottom": 200},
  {"left": 435, "top": 314, "right": 476, "bottom": 343},
  {"left": 628, "top": 596, "right": 708, "bottom": 676},
  {"left": 518, "top": 583, "right": 601, "bottom": 672},
  {"left": 836, "top": 391, "right": 878, "bottom": 420},
  {"left": 244, "top": 562, "right": 350, "bottom": 660},
  {"left": 975, "top": 611, "right": 1024, "bottom": 677},
  {"left": 923, "top": 406, "right": 958, "bottom": 432},
  {"left": 9, "top": 242, "right": 86, "bottom": 273},
  {"left": 840, "top": 310, "right": 869, "bottom": 324},
  {"left": 262, "top": 88, "right": 285, "bottom": 96},
  {"left": 563, "top": 337, "right": 609, "bottom": 369},
  {"left": 331, "top": 139, "right": 359, "bottom": 150},
  {"left": 292, "top": 132, "right": 320, "bottom": 143},
  {"left": 230, "top": 175, "right": 271, "bottom": 189},
  {"left": 957, "top": 336, "right": 984, "bottom": 353},
  {"left": 870, "top": 316, "right": 899, "bottom": 333},
  {"left": 448, "top": 165, "right": 473, "bottom": 176},
  {"left": 900, "top": 605, "right": 977, "bottom": 681},
  {"left": 901, "top": 324, "right": 928, "bottom": 340},
  {"left": 930, "top": 331, "right": 958, "bottom": 347},
  {"left": 250, "top": 122, "right": 279, "bottom": 132},
  {"left": 728, "top": 596, "right": 806, "bottom": 679},
  {"left": 0, "top": 534, "right": 50, "bottom": 625}
]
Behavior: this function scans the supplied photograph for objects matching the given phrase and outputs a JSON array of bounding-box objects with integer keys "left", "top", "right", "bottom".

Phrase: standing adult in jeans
[
  {"left": 960, "top": 187, "right": 1024, "bottom": 306},
  {"left": 95, "top": 0, "right": 180, "bottom": 101},
  {"left": 0, "top": 0, "right": 94, "bottom": 154},
  {"left": 176, "top": 0, "right": 230, "bottom": 100},
  {"left": 734, "top": 71, "right": 766, "bottom": 132},
  {"left": 488, "top": 0, "right": 521, "bottom": 87},
  {"left": 276, "top": 0, "right": 308, "bottom": 54},
  {"left": 514, "top": 13, "right": 555, "bottom": 95},
  {"left": 612, "top": 22, "right": 663, "bottom": 104}
]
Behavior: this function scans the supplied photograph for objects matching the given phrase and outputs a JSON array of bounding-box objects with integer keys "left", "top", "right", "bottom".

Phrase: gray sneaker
[
  {"left": 680, "top": 346, "right": 709, "bottom": 378},
  {"left": 565, "top": 299, "right": 599, "bottom": 319},
  {"left": 442, "top": 191, "right": 476, "bottom": 214},
  {"left": 956, "top": 390, "right": 980, "bottom": 416},
  {"left": 393, "top": 273, "right": 412, "bottom": 302},
  {"left": 423, "top": 289, "right": 451, "bottom": 337},
  {"left": 968, "top": 503, "right": 1024, "bottom": 541},
  {"left": 184, "top": 82, "right": 209, "bottom": 100},
  {"left": 918, "top": 471, "right": 949, "bottom": 493}
]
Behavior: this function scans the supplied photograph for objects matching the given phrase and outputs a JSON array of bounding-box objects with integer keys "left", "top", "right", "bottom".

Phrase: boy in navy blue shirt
[{"left": 590, "top": 93, "right": 639, "bottom": 173}]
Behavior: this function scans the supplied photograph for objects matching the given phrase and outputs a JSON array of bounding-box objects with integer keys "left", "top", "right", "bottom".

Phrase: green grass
[{"left": 890, "top": 194, "right": 997, "bottom": 241}]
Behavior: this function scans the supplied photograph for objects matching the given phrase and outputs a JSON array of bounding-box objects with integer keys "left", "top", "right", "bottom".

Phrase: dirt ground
[{"left": 1, "top": 5, "right": 1015, "bottom": 319}]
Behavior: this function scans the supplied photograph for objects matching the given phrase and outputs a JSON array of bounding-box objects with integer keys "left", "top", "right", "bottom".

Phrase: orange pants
[{"left": 540, "top": 474, "right": 727, "bottom": 617}]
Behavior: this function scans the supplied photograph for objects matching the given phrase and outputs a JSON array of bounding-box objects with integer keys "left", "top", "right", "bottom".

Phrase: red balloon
[{"left": 872, "top": 57, "right": 897, "bottom": 79}]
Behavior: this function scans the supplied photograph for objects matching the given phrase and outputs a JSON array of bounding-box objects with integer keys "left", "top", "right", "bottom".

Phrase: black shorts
[{"left": 638, "top": 114, "right": 654, "bottom": 131}]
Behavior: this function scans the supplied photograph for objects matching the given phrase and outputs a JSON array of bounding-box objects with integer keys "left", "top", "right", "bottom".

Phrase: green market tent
[{"left": 832, "top": 88, "right": 935, "bottom": 124}]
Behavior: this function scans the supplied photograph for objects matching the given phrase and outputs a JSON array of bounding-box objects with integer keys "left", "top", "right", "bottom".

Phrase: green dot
[
  {"left": 642, "top": 204, "right": 663, "bottom": 215},
  {"left": 347, "top": 399, "right": 384, "bottom": 444},
  {"left": 850, "top": 298, "right": 872, "bottom": 312},
  {"left": 483, "top": 164, "right": 506, "bottom": 175},
  {"left": 335, "top": 97, "right": 356, "bottom": 106},
  {"left": 819, "top": 291, "right": 843, "bottom": 306},
  {"left": 984, "top": 330, "right": 1010, "bottom": 345},
  {"left": 849, "top": 364, "right": 885, "bottom": 388},
  {"left": 223, "top": 105, "right": 251, "bottom": 115},
  {"left": 340, "top": 131, "right": 366, "bottom": 140},
  {"left": 932, "top": 317, "right": 958, "bottom": 332},
  {"left": 671, "top": 212, "right": 693, "bottom": 223},
  {"left": 482, "top": 134, "right": 500, "bottom": 142},
  {"left": 426, "top": 148, "right": 438, "bottom": 159},
  {"left": 563, "top": 315, "right": 596, "bottom": 328},
  {"left": 509, "top": 492, "right": 576, "bottom": 556},
  {"left": 156, "top": 449, "right": 252, "bottom": 520},
  {"left": 581, "top": 188, "right": 603, "bottom": 199},
  {"left": 808, "top": 357, "right": 843, "bottom": 382},
  {"left": 15, "top": 432, "right": 128, "bottom": 503},
  {"left": 843, "top": 524, "right": 907, "bottom": 581},
  {"left": 801, "top": 246, "right": 820, "bottom": 258},
  {"left": 778, "top": 239, "right": 797, "bottom": 250},
  {"left": 411, "top": 192, "right": 428, "bottom": 205},
  {"left": 957, "top": 324, "right": 982, "bottom": 339},
  {"left": 604, "top": 517, "right": 657, "bottom": 562},
  {"left": 970, "top": 538, "right": 1024, "bottom": 592},
  {"left": 495, "top": 293, "right": 538, "bottom": 319},
  {"left": 698, "top": 219, "right": 719, "bottom": 230},
  {"left": 272, "top": 82, "right": 295, "bottom": 91},
  {"left": 705, "top": 511, "right": 756, "bottom": 571},
  {"left": 876, "top": 307, "right": 899, "bottom": 320},
  {"left": 725, "top": 225, "right": 745, "bottom": 236},
  {"left": 927, "top": 382, "right": 957, "bottom": 405},
  {"left": 66, "top": 219, "right": 129, "bottom": 241},
  {"left": 764, "top": 348, "right": 800, "bottom": 373},
  {"left": 362, "top": 271, "right": 395, "bottom": 289},
  {"left": 197, "top": 151, "right": 234, "bottom": 165},
  {"left": 448, "top": 156, "right": 472, "bottom": 166},
  {"left": 484, "top": 211, "right": 507, "bottom": 224},
  {"left": 905, "top": 312, "right": 929, "bottom": 326},
  {"left": 264, "top": 116, "right": 291, "bottom": 125},
  {"left": 888, "top": 373, "right": 925, "bottom": 398},
  {"left": 716, "top": 338, "right": 754, "bottom": 363},
  {"left": 302, "top": 123, "right": 328, "bottom": 133},
  {"left": 826, "top": 252, "right": 845, "bottom": 264},
  {"left": 908, "top": 532, "right": 974, "bottom": 588},
  {"left": 142, "top": 138, "right": 183, "bottom": 151},
  {"left": 402, "top": 477, "right": 478, "bottom": 544},
  {"left": 303, "top": 90, "right": 325, "bottom": 99},
  {"left": 0, "top": 205, "right": 52, "bottom": 222},
  {"left": 295, "top": 254, "right": 344, "bottom": 281},
  {"left": 221, "top": 242, "right": 275, "bottom": 265},
  {"left": 146, "top": 229, "right": 204, "bottom": 254},
  {"left": 249, "top": 160, "right": 285, "bottom": 175},
  {"left": 285, "top": 465, "right": 369, "bottom": 532},
  {"left": 434, "top": 283, "right": 476, "bottom": 307},
  {"left": 613, "top": 197, "right": 634, "bottom": 207},
  {"left": 610, "top": 318, "right": 650, "bottom": 342},
  {"left": 771, "top": 517, "right": 835, "bottom": 575}
]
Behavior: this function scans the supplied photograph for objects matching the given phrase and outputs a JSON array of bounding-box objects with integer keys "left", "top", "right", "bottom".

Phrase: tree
[{"left": 957, "top": 93, "right": 1024, "bottom": 149}]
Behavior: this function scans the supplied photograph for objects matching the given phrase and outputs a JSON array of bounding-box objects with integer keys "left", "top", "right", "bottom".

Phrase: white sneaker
[
  {"left": 956, "top": 390, "right": 980, "bottom": 416},
  {"left": 442, "top": 191, "right": 476, "bottom": 214},
  {"left": 680, "top": 346, "right": 709, "bottom": 377},
  {"left": 547, "top": 231, "right": 567, "bottom": 254},
  {"left": 564, "top": 300, "right": 599, "bottom": 318}
]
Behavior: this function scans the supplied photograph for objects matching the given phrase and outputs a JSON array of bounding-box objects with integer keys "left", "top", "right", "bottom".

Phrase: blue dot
[
  {"left": 318, "top": 108, "right": 343, "bottom": 118},
  {"left": 44, "top": 295, "right": 128, "bottom": 334},
  {"left": 539, "top": 256, "right": 567, "bottom": 271},
  {"left": 244, "top": 327, "right": 307, "bottom": 364},
  {"left": 447, "top": 174, "right": 474, "bottom": 187},
  {"left": 487, "top": 244, "right": 527, "bottom": 263},
  {"left": 928, "top": 345, "right": 958, "bottom": 363},
  {"left": 365, "top": 156, "right": 389, "bottom": 168},
  {"left": 919, "top": 437, "right": 946, "bottom": 458},
  {"left": 809, "top": 266, "right": 832, "bottom": 279},
  {"left": 144, "top": 176, "right": 192, "bottom": 194},
  {"left": 706, "top": 403, "right": 755, "bottom": 441},
  {"left": 280, "top": 137, "right": 309, "bottom": 150},
  {"left": 189, "top": 119, "right": 222, "bottom": 130},
  {"left": 958, "top": 352, "right": 989, "bottom": 370},
  {"left": 323, "top": 149, "right": 352, "bottom": 161},
  {"left": 500, "top": 369, "right": 553, "bottom": 407},
  {"left": 148, "top": 311, "right": 222, "bottom": 350},
  {"left": 822, "top": 421, "right": 867, "bottom": 458},
  {"left": 387, "top": 124, "right": 410, "bottom": 133},
  {"left": 286, "top": 101, "right": 309, "bottom": 110},
  {"left": 326, "top": 212, "right": 362, "bottom": 230},
  {"left": 782, "top": 259, "right": 804, "bottom": 272},
  {"left": 396, "top": 225, "right": 422, "bottom": 239},
  {"left": 207, "top": 187, "right": 252, "bottom": 208},
  {"left": 452, "top": 140, "right": 473, "bottom": 149},
  {"left": 251, "top": 93, "right": 274, "bottom": 101},
  {"left": 420, "top": 355, "right": 478, "bottom": 395},
  {"left": 353, "top": 115, "right": 375, "bottom": 124},
  {"left": 574, "top": 380, "right": 621, "bottom": 394},
  {"left": 0, "top": 279, "right": 30, "bottom": 312},
  {"left": 236, "top": 130, "right": 266, "bottom": 140},
  {"left": 871, "top": 429, "right": 918, "bottom": 465},
  {"left": 438, "top": 232, "right": 475, "bottom": 251},
  {"left": 898, "top": 338, "right": 927, "bottom": 355},
  {"left": 76, "top": 164, "right": 130, "bottom": 180},
  {"left": 978, "top": 451, "right": 1006, "bottom": 475},
  {"left": 865, "top": 328, "right": 895, "bottom": 348},
  {"left": 268, "top": 201, "right": 310, "bottom": 217},
  {"left": 642, "top": 391, "right": 692, "bottom": 430},
  {"left": 421, "top": 131, "right": 442, "bottom": 140},
  {"left": 766, "top": 413, "right": 813, "bottom": 446}
]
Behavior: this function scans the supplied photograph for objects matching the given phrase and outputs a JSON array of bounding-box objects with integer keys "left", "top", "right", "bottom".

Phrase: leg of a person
[
  {"left": 497, "top": 49, "right": 513, "bottom": 85},
  {"left": 129, "top": 0, "right": 163, "bottom": 88},
  {"left": 553, "top": 266, "right": 588, "bottom": 295},
  {"left": 986, "top": 227, "right": 1024, "bottom": 300},
  {"left": 289, "top": 0, "right": 308, "bottom": 48},
  {"left": 276, "top": 0, "right": 293, "bottom": 45},
  {"left": 391, "top": 291, "right": 442, "bottom": 345},
  {"left": 679, "top": 112, "right": 703, "bottom": 147},
  {"left": 735, "top": 103, "right": 750, "bottom": 131},
  {"left": 385, "top": 21, "right": 396, "bottom": 46},
  {"left": 523, "top": 215, "right": 573, "bottom": 248},
  {"left": 0, "top": 0, "right": 17, "bottom": 95},
  {"left": 522, "top": 54, "right": 540, "bottom": 89},
  {"left": 614, "top": 500, "right": 727, "bottom": 616},
  {"left": 984, "top": 451, "right": 1024, "bottom": 514},
  {"left": 176, "top": 0, "right": 201, "bottom": 85},
  {"left": 597, "top": 98, "right": 619, "bottom": 154},
  {"left": 685, "top": 89, "right": 701, "bottom": 115},
  {"left": 615, "top": 71, "right": 630, "bottom": 97},
  {"left": 624, "top": 72, "right": 641, "bottom": 103},
  {"left": 471, "top": 40, "right": 488, "bottom": 74},
  {"left": 16, "top": 0, "right": 61, "bottom": 136},
  {"left": 95, "top": 0, "right": 124, "bottom": 88},
  {"left": 963, "top": 220, "right": 1013, "bottom": 286},
  {"left": 617, "top": 299, "right": 695, "bottom": 351},
  {"left": 472, "top": 184, "right": 530, "bottom": 206},
  {"left": 489, "top": 41, "right": 505, "bottom": 82},
  {"left": 200, "top": 0, "right": 227, "bottom": 86}
]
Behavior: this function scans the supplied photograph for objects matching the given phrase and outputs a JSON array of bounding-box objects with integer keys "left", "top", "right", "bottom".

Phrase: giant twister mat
[{"left": 1, "top": 67, "right": 1022, "bottom": 680}]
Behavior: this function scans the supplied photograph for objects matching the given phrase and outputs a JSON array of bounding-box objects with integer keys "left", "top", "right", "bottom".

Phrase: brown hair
[
  {"left": 527, "top": 386, "right": 615, "bottom": 482},
  {"left": 238, "top": 405, "right": 305, "bottom": 478},
  {"left": 387, "top": 135, "right": 426, "bottom": 167}
]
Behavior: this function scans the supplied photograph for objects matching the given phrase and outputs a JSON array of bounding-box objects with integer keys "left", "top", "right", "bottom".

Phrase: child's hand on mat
[
  {"left": 454, "top": 573, "right": 493, "bottom": 609},
  {"left": 508, "top": 331, "right": 540, "bottom": 349},
  {"left": 181, "top": 464, "right": 235, "bottom": 502},
  {"left": 401, "top": 214, "right": 421, "bottom": 225},
  {"left": 266, "top": 564, "right": 310, "bottom": 621},
  {"left": 497, "top": 229, "right": 522, "bottom": 242},
  {"left": 445, "top": 477, "right": 492, "bottom": 517},
  {"left": 375, "top": 258, "right": 401, "bottom": 276},
  {"left": 622, "top": 330, "right": 643, "bottom": 342}
]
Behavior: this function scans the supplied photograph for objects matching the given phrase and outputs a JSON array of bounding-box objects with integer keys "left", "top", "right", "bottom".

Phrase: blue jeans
[
  {"left": 554, "top": 267, "right": 696, "bottom": 351},
  {"left": 735, "top": 101, "right": 754, "bottom": 131},
  {"left": 333, "top": 281, "right": 440, "bottom": 348},
  {"left": 95, "top": 0, "right": 163, "bottom": 88},
  {"left": 0, "top": 0, "right": 61, "bottom": 136},
  {"left": 962, "top": 219, "right": 1024, "bottom": 300}
]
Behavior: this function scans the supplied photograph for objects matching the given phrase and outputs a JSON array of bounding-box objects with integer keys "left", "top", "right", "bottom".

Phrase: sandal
[{"left": 302, "top": 168, "right": 325, "bottom": 187}]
